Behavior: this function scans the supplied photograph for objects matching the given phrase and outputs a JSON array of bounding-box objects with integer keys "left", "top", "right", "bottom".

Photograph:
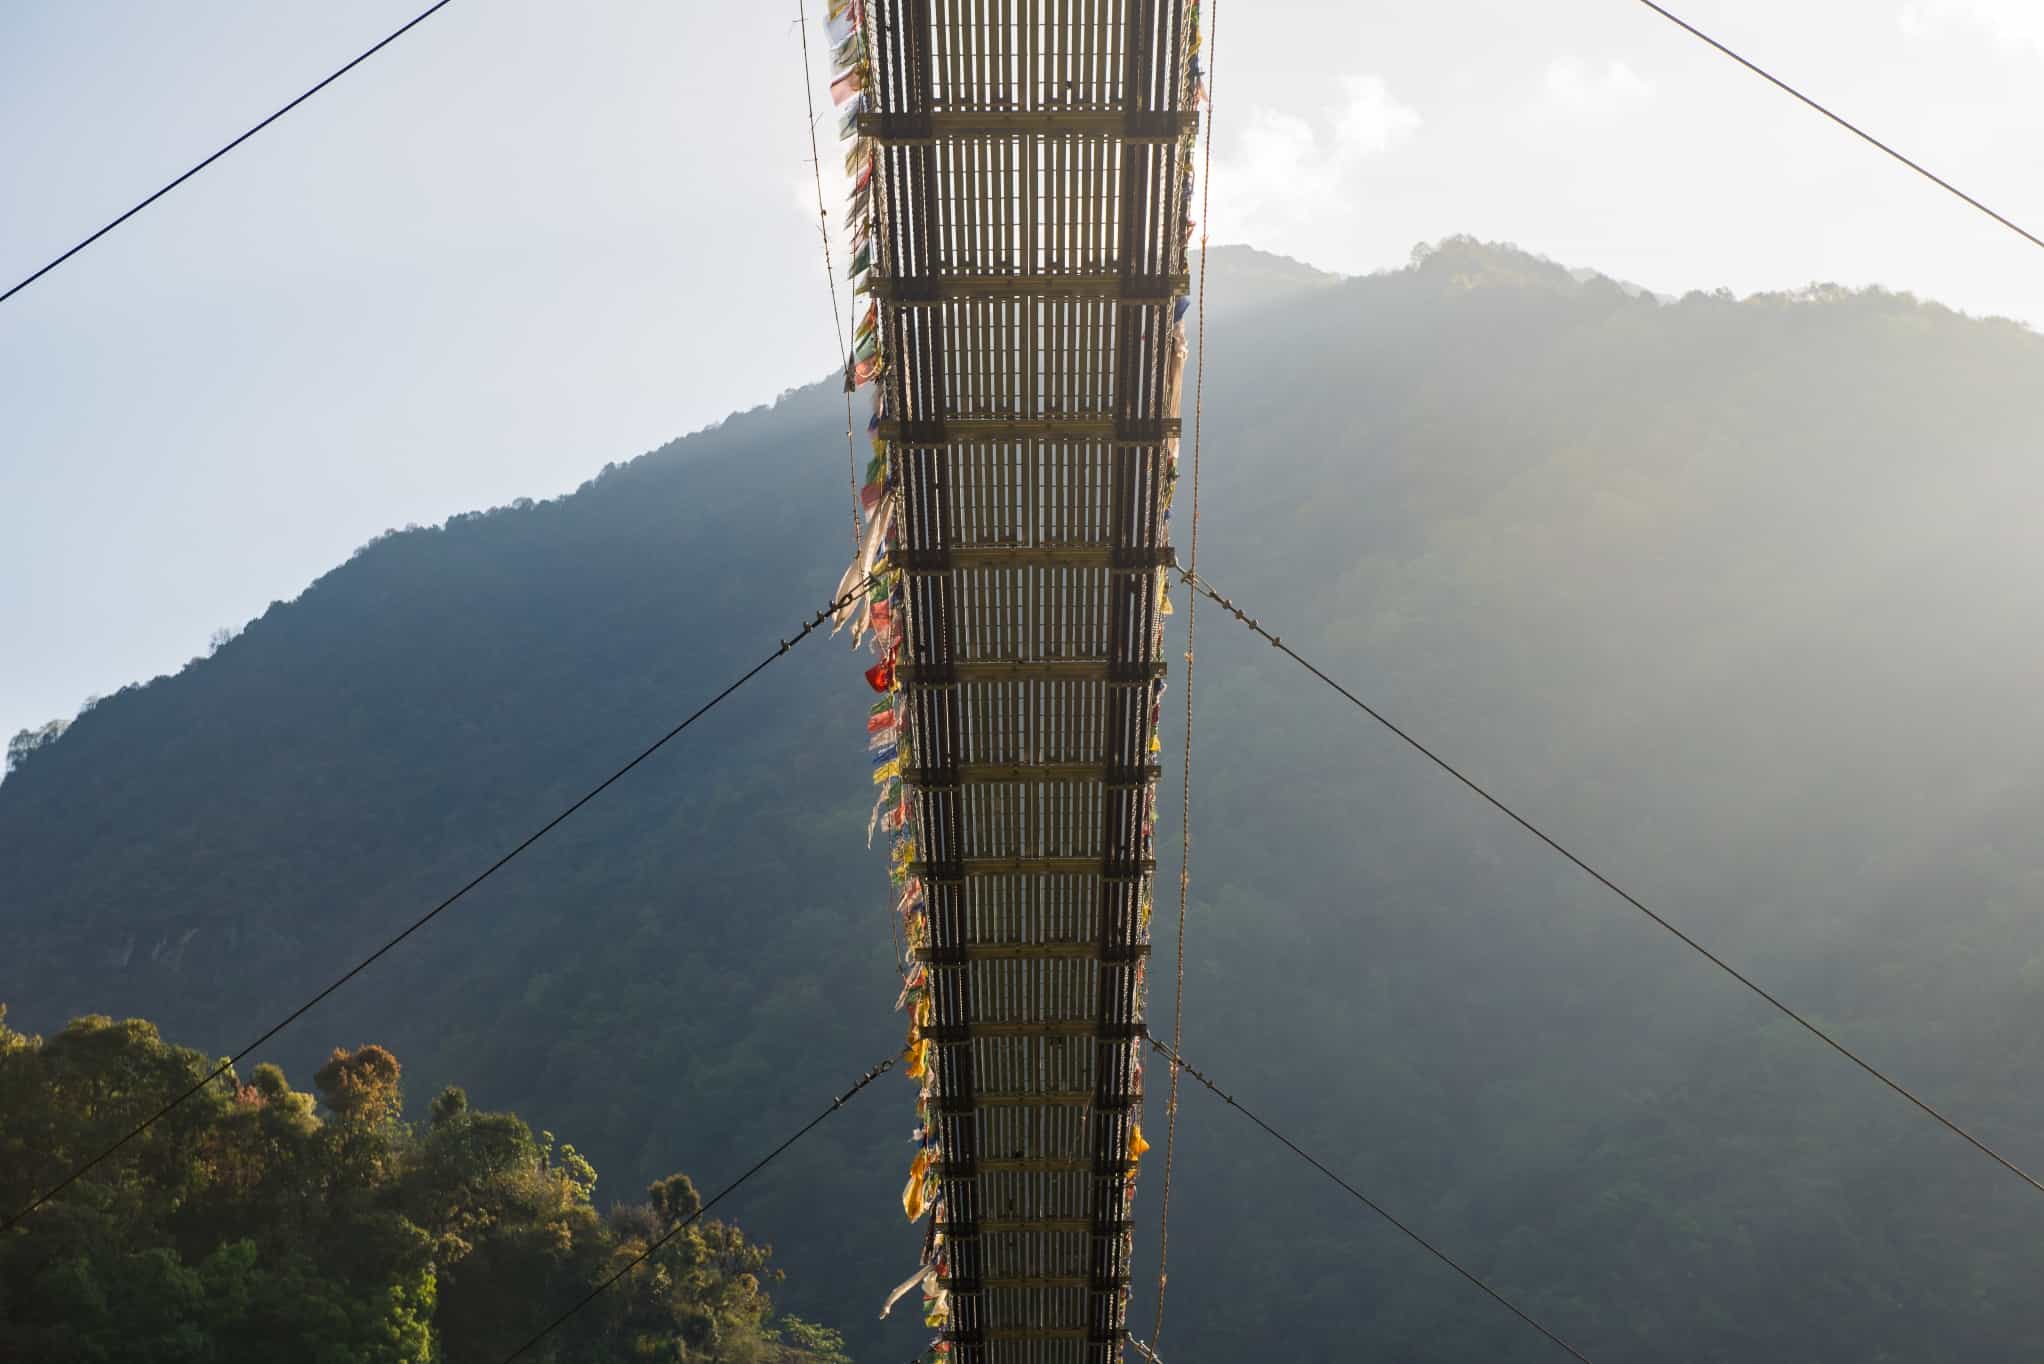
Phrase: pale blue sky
[{"left": 5, "top": 0, "right": 2042, "bottom": 741}]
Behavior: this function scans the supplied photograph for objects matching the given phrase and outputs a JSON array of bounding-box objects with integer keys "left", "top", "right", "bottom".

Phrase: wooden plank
[
  {"left": 943, "top": 1159, "right": 1133, "bottom": 1174},
  {"left": 953, "top": 1218, "right": 1129, "bottom": 1234},
  {"left": 859, "top": 109, "right": 1197, "bottom": 139},
  {"left": 908, "top": 854, "right": 1155, "bottom": 877},
  {"left": 895, "top": 658, "right": 1164, "bottom": 683},
  {"left": 901, "top": 759, "right": 1161, "bottom": 782},
  {"left": 878, "top": 415, "right": 1177, "bottom": 441},
  {"left": 921, "top": 1017, "right": 1143, "bottom": 1037},
  {"left": 915, "top": 940, "right": 1152, "bottom": 961}
]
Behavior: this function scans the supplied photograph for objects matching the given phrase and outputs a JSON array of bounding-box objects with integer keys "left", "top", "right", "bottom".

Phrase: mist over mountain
[{"left": 7, "top": 239, "right": 2044, "bottom": 1361}]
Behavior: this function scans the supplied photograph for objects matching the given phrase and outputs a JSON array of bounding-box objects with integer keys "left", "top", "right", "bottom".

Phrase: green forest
[
  {"left": 0, "top": 1007, "right": 847, "bottom": 1362},
  {"left": 8, "top": 240, "right": 2044, "bottom": 1360}
]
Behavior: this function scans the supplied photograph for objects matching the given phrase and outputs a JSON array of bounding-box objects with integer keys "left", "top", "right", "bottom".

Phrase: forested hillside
[
  {"left": 0, "top": 1008, "right": 846, "bottom": 1362},
  {"left": 8, "top": 241, "right": 2044, "bottom": 1360}
]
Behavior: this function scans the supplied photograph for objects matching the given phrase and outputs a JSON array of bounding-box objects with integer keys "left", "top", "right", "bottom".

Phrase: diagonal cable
[
  {"left": 2, "top": 0, "right": 461, "bottom": 307},
  {"left": 2, "top": 577, "right": 870, "bottom": 1230},
  {"left": 793, "top": 0, "right": 865, "bottom": 553},
  {"left": 1178, "top": 562, "right": 2044, "bottom": 1201},
  {"left": 499, "top": 1052, "right": 897, "bottom": 1362},
  {"left": 1627, "top": 0, "right": 2044, "bottom": 253},
  {"left": 1151, "top": 1037, "right": 1593, "bottom": 1362}
]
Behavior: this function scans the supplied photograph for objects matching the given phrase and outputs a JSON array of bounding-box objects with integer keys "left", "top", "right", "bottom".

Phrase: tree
[
  {"left": 313, "top": 1044, "right": 403, "bottom": 1125},
  {"left": 1, "top": 1015, "right": 841, "bottom": 1362},
  {"left": 4, "top": 718, "right": 67, "bottom": 775}
]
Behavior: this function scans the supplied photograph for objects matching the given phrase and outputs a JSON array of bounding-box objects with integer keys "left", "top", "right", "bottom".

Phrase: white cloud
[
  {"left": 1900, "top": 0, "right": 2044, "bottom": 51},
  {"left": 1331, "top": 74, "right": 1425, "bottom": 157},
  {"left": 1205, "top": 75, "right": 1419, "bottom": 247},
  {"left": 1541, "top": 58, "right": 1656, "bottom": 118}
]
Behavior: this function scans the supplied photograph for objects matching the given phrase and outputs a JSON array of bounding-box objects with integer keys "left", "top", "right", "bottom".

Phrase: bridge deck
[{"left": 845, "top": 0, "right": 1201, "bottom": 1359}]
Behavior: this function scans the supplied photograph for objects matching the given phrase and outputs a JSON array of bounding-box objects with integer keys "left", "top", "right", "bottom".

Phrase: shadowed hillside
[{"left": 8, "top": 239, "right": 2044, "bottom": 1361}]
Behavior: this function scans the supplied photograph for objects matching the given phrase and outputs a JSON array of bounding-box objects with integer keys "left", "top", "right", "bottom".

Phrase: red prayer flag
[{"left": 865, "top": 657, "right": 895, "bottom": 691}]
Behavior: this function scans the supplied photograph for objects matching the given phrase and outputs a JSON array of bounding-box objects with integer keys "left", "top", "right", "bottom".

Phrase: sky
[{"left": 3, "top": 0, "right": 2042, "bottom": 741}]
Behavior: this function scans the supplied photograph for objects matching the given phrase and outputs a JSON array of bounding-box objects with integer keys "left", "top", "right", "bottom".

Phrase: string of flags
[{"left": 822, "top": 0, "right": 1206, "bottom": 1351}]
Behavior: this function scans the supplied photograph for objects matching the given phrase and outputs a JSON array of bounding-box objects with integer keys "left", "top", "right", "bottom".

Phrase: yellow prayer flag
[{"left": 903, "top": 1163, "right": 928, "bottom": 1221}]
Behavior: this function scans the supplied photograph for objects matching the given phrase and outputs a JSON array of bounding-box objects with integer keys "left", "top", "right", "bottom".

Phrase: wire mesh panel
[{"left": 847, "top": 0, "right": 1199, "bottom": 1359}]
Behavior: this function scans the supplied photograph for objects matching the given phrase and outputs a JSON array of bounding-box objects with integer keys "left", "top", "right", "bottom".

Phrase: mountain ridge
[{"left": 8, "top": 237, "right": 2044, "bottom": 1361}]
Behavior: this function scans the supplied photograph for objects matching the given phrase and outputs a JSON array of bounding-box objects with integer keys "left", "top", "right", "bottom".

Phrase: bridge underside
[{"left": 846, "top": 1, "right": 1200, "bottom": 1359}]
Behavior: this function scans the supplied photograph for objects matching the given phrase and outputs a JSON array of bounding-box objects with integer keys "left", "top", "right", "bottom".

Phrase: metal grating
[{"left": 858, "top": 2, "right": 1199, "bottom": 1360}]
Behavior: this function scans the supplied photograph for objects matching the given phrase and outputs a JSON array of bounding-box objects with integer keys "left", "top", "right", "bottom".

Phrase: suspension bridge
[
  {"left": 828, "top": 1, "right": 1201, "bottom": 1355},
  {"left": 7, "top": 2, "right": 2044, "bottom": 1362}
]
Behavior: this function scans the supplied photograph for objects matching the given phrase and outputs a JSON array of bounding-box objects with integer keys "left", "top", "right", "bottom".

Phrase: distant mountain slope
[
  {"left": 1195, "top": 240, "right": 1346, "bottom": 304},
  {"left": 8, "top": 239, "right": 2044, "bottom": 1362}
]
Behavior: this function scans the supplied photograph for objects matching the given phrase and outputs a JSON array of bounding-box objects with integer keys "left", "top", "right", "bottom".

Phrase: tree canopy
[{"left": 0, "top": 1008, "right": 848, "bottom": 1363}]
